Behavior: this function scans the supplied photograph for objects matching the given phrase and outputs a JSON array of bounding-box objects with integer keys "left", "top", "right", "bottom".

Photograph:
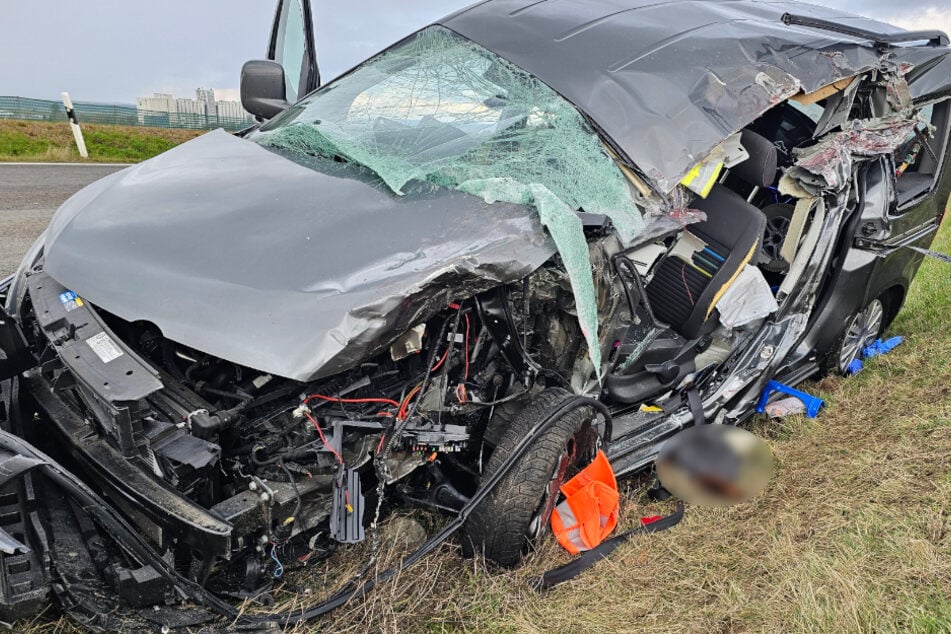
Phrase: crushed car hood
[{"left": 42, "top": 130, "right": 556, "bottom": 381}]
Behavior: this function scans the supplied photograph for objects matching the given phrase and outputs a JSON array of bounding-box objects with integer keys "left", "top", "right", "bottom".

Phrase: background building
[{"left": 136, "top": 88, "right": 252, "bottom": 127}]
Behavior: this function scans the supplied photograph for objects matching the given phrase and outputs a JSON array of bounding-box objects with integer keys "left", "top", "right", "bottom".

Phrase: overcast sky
[{"left": 1, "top": 0, "right": 949, "bottom": 104}]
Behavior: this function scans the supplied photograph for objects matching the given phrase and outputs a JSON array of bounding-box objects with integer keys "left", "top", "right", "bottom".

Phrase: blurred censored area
[{"left": 656, "top": 425, "right": 775, "bottom": 507}]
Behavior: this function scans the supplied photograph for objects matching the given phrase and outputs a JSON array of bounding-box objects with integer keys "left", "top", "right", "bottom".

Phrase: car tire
[
  {"left": 819, "top": 297, "right": 886, "bottom": 376},
  {"left": 761, "top": 203, "right": 795, "bottom": 262},
  {"left": 461, "top": 388, "right": 600, "bottom": 567}
]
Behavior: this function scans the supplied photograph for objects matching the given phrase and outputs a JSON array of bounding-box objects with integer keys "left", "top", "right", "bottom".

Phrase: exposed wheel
[
  {"left": 761, "top": 203, "right": 795, "bottom": 262},
  {"left": 462, "top": 388, "right": 600, "bottom": 567},
  {"left": 820, "top": 297, "right": 885, "bottom": 376}
]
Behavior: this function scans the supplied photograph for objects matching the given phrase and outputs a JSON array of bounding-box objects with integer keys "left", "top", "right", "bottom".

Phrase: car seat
[
  {"left": 604, "top": 130, "right": 774, "bottom": 404},
  {"left": 646, "top": 130, "right": 774, "bottom": 339}
]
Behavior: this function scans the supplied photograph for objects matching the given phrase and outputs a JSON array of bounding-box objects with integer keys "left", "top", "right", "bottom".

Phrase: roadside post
[{"left": 61, "top": 92, "right": 89, "bottom": 158}]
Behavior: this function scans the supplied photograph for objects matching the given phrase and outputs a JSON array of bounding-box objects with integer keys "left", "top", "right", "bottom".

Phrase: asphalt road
[{"left": 0, "top": 163, "right": 126, "bottom": 277}]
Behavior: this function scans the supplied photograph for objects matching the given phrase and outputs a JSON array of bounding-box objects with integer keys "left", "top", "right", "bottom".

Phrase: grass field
[
  {"left": 0, "top": 119, "right": 203, "bottom": 162},
  {"left": 16, "top": 203, "right": 951, "bottom": 633}
]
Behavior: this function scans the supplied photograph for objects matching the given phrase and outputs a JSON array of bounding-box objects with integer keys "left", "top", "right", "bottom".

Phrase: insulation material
[
  {"left": 254, "top": 26, "right": 646, "bottom": 378},
  {"left": 715, "top": 266, "right": 779, "bottom": 328}
]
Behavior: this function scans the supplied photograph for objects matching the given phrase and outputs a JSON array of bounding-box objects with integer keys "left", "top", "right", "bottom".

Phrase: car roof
[{"left": 439, "top": 0, "right": 951, "bottom": 192}]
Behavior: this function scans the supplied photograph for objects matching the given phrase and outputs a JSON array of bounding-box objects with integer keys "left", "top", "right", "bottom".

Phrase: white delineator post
[{"left": 60, "top": 92, "right": 88, "bottom": 158}]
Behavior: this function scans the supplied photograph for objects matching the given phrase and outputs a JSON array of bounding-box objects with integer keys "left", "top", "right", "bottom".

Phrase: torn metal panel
[
  {"left": 813, "top": 76, "right": 862, "bottom": 137},
  {"left": 42, "top": 130, "right": 556, "bottom": 382},
  {"left": 442, "top": 0, "right": 906, "bottom": 191},
  {"left": 782, "top": 114, "right": 919, "bottom": 195}
]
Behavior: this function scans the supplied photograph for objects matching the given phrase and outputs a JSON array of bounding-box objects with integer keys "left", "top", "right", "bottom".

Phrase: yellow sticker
[{"left": 680, "top": 161, "right": 723, "bottom": 198}]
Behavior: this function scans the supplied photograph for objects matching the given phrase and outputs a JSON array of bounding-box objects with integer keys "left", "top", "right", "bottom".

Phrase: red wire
[
  {"left": 304, "top": 393, "right": 400, "bottom": 409},
  {"left": 431, "top": 347, "right": 450, "bottom": 372},
  {"left": 398, "top": 385, "right": 421, "bottom": 421},
  {"left": 681, "top": 262, "right": 695, "bottom": 305},
  {"left": 304, "top": 410, "right": 344, "bottom": 465},
  {"left": 463, "top": 314, "right": 470, "bottom": 381},
  {"left": 431, "top": 302, "right": 464, "bottom": 371}
]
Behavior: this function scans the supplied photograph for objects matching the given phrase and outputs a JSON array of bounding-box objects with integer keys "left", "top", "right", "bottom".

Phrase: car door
[{"left": 267, "top": 0, "right": 320, "bottom": 104}]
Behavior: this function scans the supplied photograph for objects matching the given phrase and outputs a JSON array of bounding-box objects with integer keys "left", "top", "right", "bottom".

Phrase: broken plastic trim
[{"left": 781, "top": 13, "right": 949, "bottom": 48}]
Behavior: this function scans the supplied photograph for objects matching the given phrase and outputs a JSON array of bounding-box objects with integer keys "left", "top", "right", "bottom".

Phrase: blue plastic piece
[
  {"left": 862, "top": 336, "right": 903, "bottom": 359},
  {"left": 847, "top": 359, "right": 864, "bottom": 376},
  {"left": 755, "top": 380, "right": 825, "bottom": 418}
]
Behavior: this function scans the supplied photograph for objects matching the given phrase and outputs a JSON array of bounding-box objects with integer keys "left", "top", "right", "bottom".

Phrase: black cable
[
  {"left": 197, "top": 385, "right": 253, "bottom": 406},
  {"left": 382, "top": 309, "right": 459, "bottom": 455},
  {"left": 278, "top": 459, "right": 303, "bottom": 526}
]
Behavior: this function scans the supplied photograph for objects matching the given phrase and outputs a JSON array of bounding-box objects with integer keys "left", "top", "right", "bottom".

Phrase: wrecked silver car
[{"left": 2, "top": 0, "right": 951, "bottom": 628}]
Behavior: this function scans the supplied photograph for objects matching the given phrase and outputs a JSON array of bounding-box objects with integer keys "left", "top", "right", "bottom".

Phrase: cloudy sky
[{"left": 1, "top": 0, "right": 950, "bottom": 104}]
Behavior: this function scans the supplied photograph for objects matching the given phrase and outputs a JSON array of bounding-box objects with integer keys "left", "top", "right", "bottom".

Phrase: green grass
[{"left": 0, "top": 119, "right": 203, "bottom": 162}]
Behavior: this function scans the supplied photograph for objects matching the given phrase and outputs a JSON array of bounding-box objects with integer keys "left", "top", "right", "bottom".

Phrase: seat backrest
[
  {"left": 646, "top": 129, "right": 775, "bottom": 339},
  {"left": 647, "top": 185, "right": 766, "bottom": 338},
  {"left": 731, "top": 129, "right": 778, "bottom": 189}
]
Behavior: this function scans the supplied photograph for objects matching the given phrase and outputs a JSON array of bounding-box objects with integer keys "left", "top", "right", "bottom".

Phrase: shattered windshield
[
  {"left": 252, "top": 26, "right": 643, "bottom": 240},
  {"left": 253, "top": 25, "right": 648, "bottom": 378}
]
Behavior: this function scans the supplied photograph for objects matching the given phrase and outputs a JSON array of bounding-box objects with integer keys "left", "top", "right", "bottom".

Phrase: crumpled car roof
[{"left": 440, "top": 0, "right": 949, "bottom": 192}]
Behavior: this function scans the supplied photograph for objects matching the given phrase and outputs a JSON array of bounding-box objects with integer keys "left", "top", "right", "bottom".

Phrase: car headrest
[{"left": 731, "top": 129, "right": 778, "bottom": 188}]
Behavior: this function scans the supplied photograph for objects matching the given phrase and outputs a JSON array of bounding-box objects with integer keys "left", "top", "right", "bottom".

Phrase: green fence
[{"left": 0, "top": 96, "right": 253, "bottom": 132}]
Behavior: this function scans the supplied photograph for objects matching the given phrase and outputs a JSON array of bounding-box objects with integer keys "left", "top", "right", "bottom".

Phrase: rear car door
[{"left": 267, "top": 0, "right": 320, "bottom": 104}]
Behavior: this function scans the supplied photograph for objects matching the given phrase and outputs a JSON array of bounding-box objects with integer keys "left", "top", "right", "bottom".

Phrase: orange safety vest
[{"left": 550, "top": 450, "right": 620, "bottom": 555}]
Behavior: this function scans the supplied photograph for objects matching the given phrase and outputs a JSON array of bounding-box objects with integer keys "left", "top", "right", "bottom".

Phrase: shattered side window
[{"left": 252, "top": 25, "right": 648, "bottom": 378}]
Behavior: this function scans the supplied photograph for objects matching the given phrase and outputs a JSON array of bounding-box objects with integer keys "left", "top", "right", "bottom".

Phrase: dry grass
[
  {"left": 0, "top": 119, "right": 204, "bottom": 162},
  {"left": 19, "top": 211, "right": 951, "bottom": 633}
]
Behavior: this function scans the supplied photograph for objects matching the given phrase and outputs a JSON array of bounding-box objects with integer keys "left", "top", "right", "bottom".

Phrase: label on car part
[
  {"left": 58, "top": 290, "right": 84, "bottom": 312},
  {"left": 85, "top": 332, "right": 124, "bottom": 364}
]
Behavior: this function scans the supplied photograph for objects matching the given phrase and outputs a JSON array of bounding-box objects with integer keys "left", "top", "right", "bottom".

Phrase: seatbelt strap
[
  {"left": 908, "top": 245, "right": 951, "bottom": 264},
  {"left": 779, "top": 197, "right": 816, "bottom": 264},
  {"left": 686, "top": 387, "right": 704, "bottom": 425},
  {"left": 533, "top": 502, "right": 685, "bottom": 590}
]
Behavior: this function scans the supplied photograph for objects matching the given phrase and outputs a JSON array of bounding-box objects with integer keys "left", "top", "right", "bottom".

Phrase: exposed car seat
[
  {"left": 646, "top": 131, "right": 773, "bottom": 339},
  {"left": 604, "top": 132, "right": 773, "bottom": 404}
]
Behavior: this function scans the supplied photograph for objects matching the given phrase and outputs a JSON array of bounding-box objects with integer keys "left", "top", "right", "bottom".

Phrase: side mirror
[{"left": 241, "top": 60, "right": 291, "bottom": 120}]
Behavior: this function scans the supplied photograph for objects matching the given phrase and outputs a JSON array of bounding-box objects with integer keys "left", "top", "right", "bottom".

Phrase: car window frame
[
  {"left": 893, "top": 100, "right": 951, "bottom": 213},
  {"left": 267, "top": 0, "right": 320, "bottom": 104}
]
